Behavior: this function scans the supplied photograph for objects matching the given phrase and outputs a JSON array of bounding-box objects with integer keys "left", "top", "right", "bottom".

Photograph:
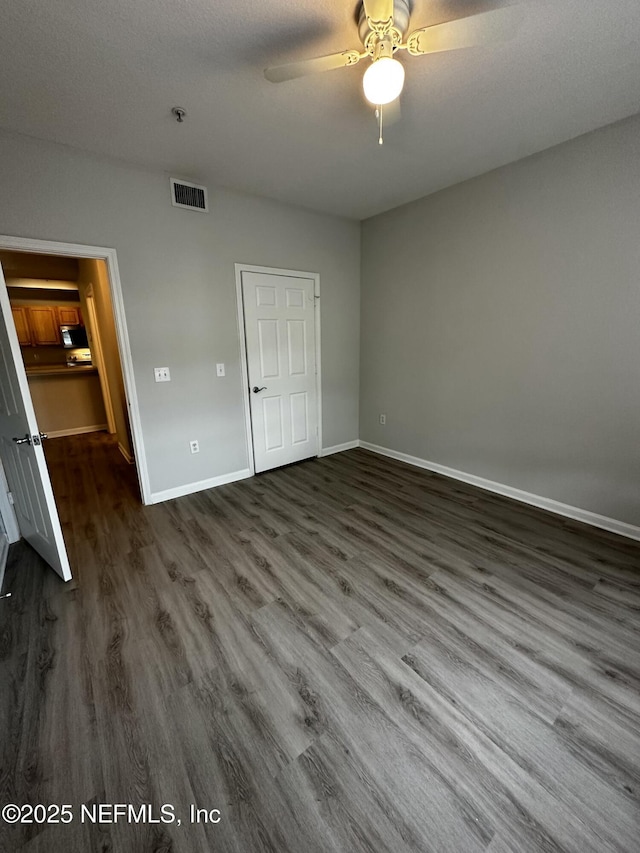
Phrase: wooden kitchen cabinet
[
  {"left": 11, "top": 306, "right": 32, "bottom": 346},
  {"left": 57, "top": 305, "right": 82, "bottom": 326},
  {"left": 10, "top": 303, "right": 83, "bottom": 346},
  {"left": 28, "top": 306, "right": 61, "bottom": 345}
]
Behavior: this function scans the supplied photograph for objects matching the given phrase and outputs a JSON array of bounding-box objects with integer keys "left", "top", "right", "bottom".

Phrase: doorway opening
[
  {"left": 0, "top": 236, "right": 149, "bottom": 583},
  {"left": 3, "top": 250, "right": 133, "bottom": 455}
]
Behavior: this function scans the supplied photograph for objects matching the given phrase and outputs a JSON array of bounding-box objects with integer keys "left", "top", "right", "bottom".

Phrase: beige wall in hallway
[
  {"left": 28, "top": 373, "right": 106, "bottom": 434},
  {"left": 77, "top": 258, "right": 132, "bottom": 459}
]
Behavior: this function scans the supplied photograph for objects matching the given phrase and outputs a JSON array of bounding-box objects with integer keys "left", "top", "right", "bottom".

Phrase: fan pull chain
[{"left": 376, "top": 106, "right": 384, "bottom": 145}]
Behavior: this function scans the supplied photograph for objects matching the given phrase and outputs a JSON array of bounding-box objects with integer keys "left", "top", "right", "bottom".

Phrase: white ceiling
[{"left": 1, "top": 0, "right": 639, "bottom": 219}]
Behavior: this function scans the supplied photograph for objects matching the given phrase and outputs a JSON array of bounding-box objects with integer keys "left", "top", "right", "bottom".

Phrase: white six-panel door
[
  {"left": 0, "top": 263, "right": 71, "bottom": 580},
  {"left": 241, "top": 270, "right": 318, "bottom": 473}
]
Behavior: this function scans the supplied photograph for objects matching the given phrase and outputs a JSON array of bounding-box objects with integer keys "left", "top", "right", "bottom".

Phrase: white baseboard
[
  {"left": 46, "top": 424, "right": 108, "bottom": 438},
  {"left": 359, "top": 441, "right": 640, "bottom": 543},
  {"left": 319, "top": 440, "right": 360, "bottom": 457},
  {"left": 149, "top": 468, "right": 253, "bottom": 505},
  {"left": 118, "top": 442, "right": 134, "bottom": 464}
]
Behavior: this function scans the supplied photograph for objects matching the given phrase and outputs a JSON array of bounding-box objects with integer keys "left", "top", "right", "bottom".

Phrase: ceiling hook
[{"left": 171, "top": 107, "right": 187, "bottom": 123}]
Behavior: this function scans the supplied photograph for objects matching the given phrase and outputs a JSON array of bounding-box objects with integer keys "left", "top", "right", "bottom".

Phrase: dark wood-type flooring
[{"left": 1, "top": 433, "right": 639, "bottom": 852}]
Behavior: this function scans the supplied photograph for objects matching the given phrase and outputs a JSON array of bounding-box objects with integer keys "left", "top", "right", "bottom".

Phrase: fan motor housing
[{"left": 358, "top": 0, "right": 412, "bottom": 48}]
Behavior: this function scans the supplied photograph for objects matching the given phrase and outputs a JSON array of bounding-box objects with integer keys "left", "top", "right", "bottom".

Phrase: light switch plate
[
  {"left": 216, "top": 363, "right": 225, "bottom": 377},
  {"left": 154, "top": 367, "right": 171, "bottom": 382}
]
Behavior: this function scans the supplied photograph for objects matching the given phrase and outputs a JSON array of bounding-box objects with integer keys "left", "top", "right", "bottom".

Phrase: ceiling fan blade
[
  {"left": 362, "top": 0, "right": 395, "bottom": 35},
  {"left": 264, "top": 50, "right": 363, "bottom": 83},
  {"left": 406, "top": 7, "right": 522, "bottom": 57}
]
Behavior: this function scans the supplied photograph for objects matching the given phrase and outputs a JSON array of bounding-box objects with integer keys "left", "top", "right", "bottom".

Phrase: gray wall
[
  {"left": 361, "top": 114, "right": 640, "bottom": 526},
  {"left": 0, "top": 131, "right": 360, "bottom": 497}
]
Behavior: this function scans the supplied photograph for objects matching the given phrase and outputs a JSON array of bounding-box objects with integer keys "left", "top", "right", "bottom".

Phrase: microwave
[{"left": 60, "top": 324, "right": 89, "bottom": 349}]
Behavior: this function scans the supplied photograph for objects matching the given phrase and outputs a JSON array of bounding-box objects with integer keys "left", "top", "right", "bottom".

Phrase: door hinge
[{"left": 7, "top": 491, "right": 14, "bottom": 506}]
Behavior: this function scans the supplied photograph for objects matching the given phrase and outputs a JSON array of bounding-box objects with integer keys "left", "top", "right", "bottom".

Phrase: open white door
[
  {"left": 242, "top": 270, "right": 318, "bottom": 473},
  {"left": 0, "top": 263, "right": 71, "bottom": 581}
]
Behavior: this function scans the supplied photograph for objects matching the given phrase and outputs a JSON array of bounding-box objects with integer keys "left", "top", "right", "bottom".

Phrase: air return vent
[{"left": 170, "top": 178, "right": 209, "bottom": 212}]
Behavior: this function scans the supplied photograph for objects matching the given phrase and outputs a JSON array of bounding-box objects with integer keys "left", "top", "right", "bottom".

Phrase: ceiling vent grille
[{"left": 170, "top": 178, "right": 209, "bottom": 212}]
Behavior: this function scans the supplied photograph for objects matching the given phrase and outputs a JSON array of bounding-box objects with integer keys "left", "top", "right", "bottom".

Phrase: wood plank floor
[{"left": 1, "top": 433, "right": 639, "bottom": 852}]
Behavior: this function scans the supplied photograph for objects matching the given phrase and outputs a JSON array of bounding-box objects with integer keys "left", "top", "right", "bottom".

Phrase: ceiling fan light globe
[{"left": 363, "top": 57, "right": 405, "bottom": 105}]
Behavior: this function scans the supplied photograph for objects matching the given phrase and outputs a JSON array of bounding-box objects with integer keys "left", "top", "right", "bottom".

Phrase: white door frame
[
  {"left": 0, "top": 235, "right": 151, "bottom": 504},
  {"left": 0, "top": 459, "right": 20, "bottom": 592},
  {"left": 234, "top": 263, "right": 322, "bottom": 476},
  {"left": 0, "top": 458, "right": 20, "bottom": 545},
  {"left": 0, "top": 457, "right": 20, "bottom": 588}
]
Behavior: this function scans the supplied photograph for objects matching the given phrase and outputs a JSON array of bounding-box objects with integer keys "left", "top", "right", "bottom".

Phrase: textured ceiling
[{"left": 1, "top": 0, "right": 639, "bottom": 219}]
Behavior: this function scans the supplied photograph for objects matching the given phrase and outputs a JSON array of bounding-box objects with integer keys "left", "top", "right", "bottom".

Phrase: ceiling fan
[{"left": 264, "top": 0, "right": 519, "bottom": 140}]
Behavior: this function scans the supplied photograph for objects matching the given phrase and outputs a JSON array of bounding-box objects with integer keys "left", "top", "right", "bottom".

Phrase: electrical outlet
[
  {"left": 216, "top": 363, "right": 225, "bottom": 377},
  {"left": 379, "top": 414, "right": 386, "bottom": 425},
  {"left": 154, "top": 367, "right": 171, "bottom": 382},
  {"left": 190, "top": 440, "right": 199, "bottom": 454}
]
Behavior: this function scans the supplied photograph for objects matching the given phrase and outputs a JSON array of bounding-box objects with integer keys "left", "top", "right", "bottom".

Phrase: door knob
[
  {"left": 252, "top": 386, "right": 267, "bottom": 393},
  {"left": 39, "top": 432, "right": 49, "bottom": 441},
  {"left": 12, "top": 434, "right": 32, "bottom": 445}
]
